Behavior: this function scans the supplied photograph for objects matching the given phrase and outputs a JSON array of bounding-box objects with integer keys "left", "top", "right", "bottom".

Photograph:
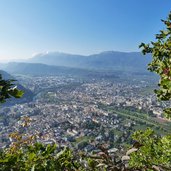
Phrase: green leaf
[{"left": 8, "top": 88, "right": 24, "bottom": 98}]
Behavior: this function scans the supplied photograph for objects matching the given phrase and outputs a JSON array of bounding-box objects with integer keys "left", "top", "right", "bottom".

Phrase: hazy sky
[{"left": 0, "top": 0, "right": 171, "bottom": 62}]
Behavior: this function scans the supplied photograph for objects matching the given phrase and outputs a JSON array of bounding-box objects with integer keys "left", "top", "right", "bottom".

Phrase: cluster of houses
[{"left": 0, "top": 75, "right": 169, "bottom": 150}]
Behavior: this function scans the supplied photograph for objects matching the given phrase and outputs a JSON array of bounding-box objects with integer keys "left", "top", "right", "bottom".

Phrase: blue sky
[{"left": 0, "top": 0, "right": 171, "bottom": 61}]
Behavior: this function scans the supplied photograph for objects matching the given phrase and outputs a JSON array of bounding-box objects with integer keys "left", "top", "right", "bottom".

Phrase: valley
[{"left": 0, "top": 71, "right": 170, "bottom": 152}]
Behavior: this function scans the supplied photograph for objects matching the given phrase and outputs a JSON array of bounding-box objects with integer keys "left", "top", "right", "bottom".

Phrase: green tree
[
  {"left": 128, "top": 12, "right": 171, "bottom": 170},
  {"left": 139, "top": 12, "right": 171, "bottom": 119},
  {"left": 0, "top": 74, "right": 24, "bottom": 103}
]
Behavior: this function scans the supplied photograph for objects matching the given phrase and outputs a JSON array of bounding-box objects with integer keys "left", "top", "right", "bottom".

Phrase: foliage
[
  {"left": 127, "top": 12, "right": 171, "bottom": 171},
  {"left": 0, "top": 74, "right": 24, "bottom": 103},
  {"left": 0, "top": 142, "right": 82, "bottom": 171},
  {"left": 2, "top": 125, "right": 171, "bottom": 171},
  {"left": 139, "top": 11, "right": 171, "bottom": 119},
  {"left": 0, "top": 117, "right": 81, "bottom": 171},
  {"left": 129, "top": 128, "right": 171, "bottom": 170},
  {"left": 0, "top": 116, "right": 133, "bottom": 171},
  {"left": 0, "top": 132, "right": 123, "bottom": 170},
  {"left": 0, "top": 140, "right": 133, "bottom": 171}
]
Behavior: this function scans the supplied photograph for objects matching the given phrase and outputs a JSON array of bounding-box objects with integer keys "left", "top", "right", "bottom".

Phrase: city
[{"left": 0, "top": 74, "right": 170, "bottom": 153}]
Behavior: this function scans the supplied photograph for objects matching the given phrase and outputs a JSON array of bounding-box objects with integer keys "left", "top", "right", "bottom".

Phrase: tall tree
[{"left": 139, "top": 12, "right": 171, "bottom": 119}]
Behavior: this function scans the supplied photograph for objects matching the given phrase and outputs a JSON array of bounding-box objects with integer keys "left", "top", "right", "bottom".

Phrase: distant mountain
[
  {"left": 0, "top": 62, "right": 91, "bottom": 76},
  {"left": 0, "top": 70, "right": 34, "bottom": 105},
  {"left": 28, "top": 51, "right": 151, "bottom": 71},
  {"left": 0, "top": 62, "right": 120, "bottom": 79}
]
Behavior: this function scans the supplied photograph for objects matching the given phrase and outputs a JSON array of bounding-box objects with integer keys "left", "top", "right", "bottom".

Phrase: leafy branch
[{"left": 0, "top": 74, "right": 24, "bottom": 103}]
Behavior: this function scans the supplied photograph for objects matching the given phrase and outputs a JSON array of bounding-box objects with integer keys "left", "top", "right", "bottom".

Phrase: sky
[{"left": 0, "top": 0, "right": 171, "bottom": 62}]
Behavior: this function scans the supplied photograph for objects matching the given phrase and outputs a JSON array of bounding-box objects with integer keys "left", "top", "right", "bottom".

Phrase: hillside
[
  {"left": 28, "top": 51, "right": 151, "bottom": 71},
  {"left": 0, "top": 62, "right": 122, "bottom": 80}
]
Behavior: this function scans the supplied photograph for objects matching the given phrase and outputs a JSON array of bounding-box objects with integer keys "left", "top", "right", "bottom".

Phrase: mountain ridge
[
  {"left": 0, "top": 62, "right": 122, "bottom": 80},
  {"left": 27, "top": 51, "right": 151, "bottom": 71}
]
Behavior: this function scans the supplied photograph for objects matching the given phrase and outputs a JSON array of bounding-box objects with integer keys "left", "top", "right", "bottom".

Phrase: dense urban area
[{"left": 0, "top": 73, "right": 171, "bottom": 153}]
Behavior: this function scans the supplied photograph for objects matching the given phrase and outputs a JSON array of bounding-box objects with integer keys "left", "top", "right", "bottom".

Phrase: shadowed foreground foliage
[{"left": 0, "top": 126, "right": 171, "bottom": 171}]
